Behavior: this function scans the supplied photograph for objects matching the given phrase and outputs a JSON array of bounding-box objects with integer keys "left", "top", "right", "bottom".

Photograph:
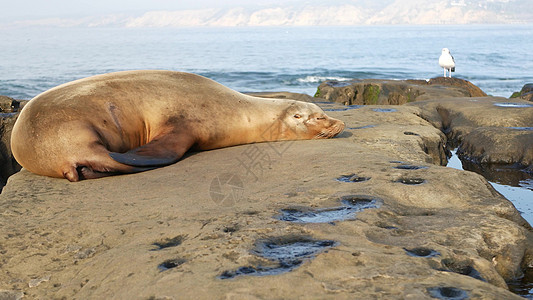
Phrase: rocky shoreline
[
  {"left": 0, "top": 96, "right": 26, "bottom": 189},
  {"left": 0, "top": 78, "right": 532, "bottom": 299}
]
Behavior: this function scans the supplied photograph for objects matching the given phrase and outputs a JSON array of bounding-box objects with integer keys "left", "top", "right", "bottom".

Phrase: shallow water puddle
[
  {"left": 395, "top": 178, "right": 426, "bottom": 185},
  {"left": 426, "top": 287, "right": 469, "bottom": 300},
  {"left": 219, "top": 237, "right": 337, "bottom": 279},
  {"left": 276, "top": 195, "right": 381, "bottom": 224},
  {"left": 347, "top": 125, "right": 377, "bottom": 130},
  {"left": 447, "top": 149, "right": 533, "bottom": 225},
  {"left": 493, "top": 102, "right": 533, "bottom": 108},
  {"left": 447, "top": 149, "right": 533, "bottom": 297},
  {"left": 508, "top": 127, "right": 533, "bottom": 131},
  {"left": 394, "top": 165, "right": 428, "bottom": 170},
  {"left": 404, "top": 247, "right": 440, "bottom": 258},
  {"left": 372, "top": 108, "right": 397, "bottom": 112},
  {"left": 336, "top": 173, "right": 371, "bottom": 183},
  {"left": 323, "top": 104, "right": 362, "bottom": 112},
  {"left": 158, "top": 258, "right": 186, "bottom": 271}
]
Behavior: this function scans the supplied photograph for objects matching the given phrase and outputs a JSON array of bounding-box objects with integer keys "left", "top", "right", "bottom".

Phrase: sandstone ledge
[
  {"left": 315, "top": 77, "right": 486, "bottom": 106},
  {"left": 0, "top": 102, "right": 531, "bottom": 299},
  {"left": 411, "top": 97, "right": 533, "bottom": 179}
]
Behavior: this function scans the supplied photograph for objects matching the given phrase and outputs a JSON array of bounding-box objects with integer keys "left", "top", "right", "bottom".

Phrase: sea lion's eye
[
  {"left": 316, "top": 117, "right": 326, "bottom": 120},
  {"left": 294, "top": 114, "right": 302, "bottom": 119}
]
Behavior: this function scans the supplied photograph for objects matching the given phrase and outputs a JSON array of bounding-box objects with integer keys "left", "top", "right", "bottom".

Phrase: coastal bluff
[{"left": 1, "top": 79, "right": 532, "bottom": 299}]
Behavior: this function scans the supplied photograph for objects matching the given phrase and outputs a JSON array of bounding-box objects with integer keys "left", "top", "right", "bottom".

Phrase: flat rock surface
[
  {"left": 411, "top": 97, "right": 533, "bottom": 173},
  {"left": 1, "top": 102, "right": 531, "bottom": 299}
]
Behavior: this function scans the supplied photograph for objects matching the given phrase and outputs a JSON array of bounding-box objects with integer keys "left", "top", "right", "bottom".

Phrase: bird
[{"left": 439, "top": 48, "right": 455, "bottom": 78}]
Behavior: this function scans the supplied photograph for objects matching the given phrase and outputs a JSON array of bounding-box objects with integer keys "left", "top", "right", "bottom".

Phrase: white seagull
[{"left": 439, "top": 48, "right": 455, "bottom": 78}]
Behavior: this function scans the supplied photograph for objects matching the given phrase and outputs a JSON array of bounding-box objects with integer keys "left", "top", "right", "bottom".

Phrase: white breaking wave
[{"left": 296, "top": 76, "right": 352, "bottom": 83}]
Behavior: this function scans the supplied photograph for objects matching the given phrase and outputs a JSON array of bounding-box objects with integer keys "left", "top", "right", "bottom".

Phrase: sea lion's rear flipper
[
  {"left": 109, "top": 134, "right": 194, "bottom": 167},
  {"left": 77, "top": 165, "right": 155, "bottom": 180}
]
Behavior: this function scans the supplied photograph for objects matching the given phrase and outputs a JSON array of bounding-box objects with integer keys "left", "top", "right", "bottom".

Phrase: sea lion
[{"left": 11, "top": 70, "right": 345, "bottom": 182}]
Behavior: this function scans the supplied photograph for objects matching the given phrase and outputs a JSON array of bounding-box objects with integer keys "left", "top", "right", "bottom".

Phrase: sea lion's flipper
[
  {"left": 77, "top": 165, "right": 156, "bottom": 180},
  {"left": 109, "top": 150, "right": 179, "bottom": 167},
  {"left": 109, "top": 134, "right": 193, "bottom": 167}
]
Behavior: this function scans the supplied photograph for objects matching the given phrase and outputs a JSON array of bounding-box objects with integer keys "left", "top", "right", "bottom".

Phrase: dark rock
[
  {"left": 412, "top": 97, "right": 533, "bottom": 170},
  {"left": 458, "top": 127, "right": 533, "bottom": 166},
  {"left": 510, "top": 83, "right": 533, "bottom": 102},
  {"left": 0, "top": 96, "right": 25, "bottom": 113},
  {"left": 0, "top": 115, "right": 21, "bottom": 189},
  {"left": 315, "top": 77, "right": 486, "bottom": 105},
  {"left": 0, "top": 96, "right": 27, "bottom": 190}
]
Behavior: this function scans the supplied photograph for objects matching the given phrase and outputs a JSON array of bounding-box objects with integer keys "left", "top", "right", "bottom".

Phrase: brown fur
[{"left": 11, "top": 70, "right": 345, "bottom": 181}]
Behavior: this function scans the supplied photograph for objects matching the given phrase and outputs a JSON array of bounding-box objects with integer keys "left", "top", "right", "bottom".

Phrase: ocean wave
[{"left": 296, "top": 75, "right": 352, "bottom": 84}]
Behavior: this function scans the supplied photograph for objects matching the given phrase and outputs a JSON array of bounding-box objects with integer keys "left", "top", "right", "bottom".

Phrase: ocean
[{"left": 1, "top": 24, "right": 532, "bottom": 100}]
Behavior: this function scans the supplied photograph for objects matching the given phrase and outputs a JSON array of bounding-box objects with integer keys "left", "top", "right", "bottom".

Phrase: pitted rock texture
[{"left": 0, "top": 100, "right": 530, "bottom": 299}]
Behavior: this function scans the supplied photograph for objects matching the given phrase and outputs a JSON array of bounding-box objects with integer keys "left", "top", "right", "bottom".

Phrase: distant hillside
[{"left": 5, "top": 0, "right": 532, "bottom": 28}]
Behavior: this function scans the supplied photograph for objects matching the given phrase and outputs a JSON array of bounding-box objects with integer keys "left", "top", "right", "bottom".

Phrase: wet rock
[
  {"left": 426, "top": 286, "right": 469, "bottom": 300},
  {"left": 458, "top": 127, "right": 533, "bottom": 166},
  {"left": 395, "top": 177, "right": 427, "bottom": 185},
  {"left": 0, "top": 96, "right": 27, "bottom": 113},
  {"left": 0, "top": 115, "right": 21, "bottom": 189},
  {"left": 411, "top": 97, "right": 533, "bottom": 171},
  {"left": 152, "top": 235, "right": 186, "bottom": 250},
  {"left": 336, "top": 173, "right": 371, "bottom": 182},
  {"left": 440, "top": 258, "right": 485, "bottom": 281},
  {"left": 158, "top": 258, "right": 186, "bottom": 271},
  {"left": 404, "top": 247, "right": 440, "bottom": 258},
  {"left": 0, "top": 96, "right": 27, "bottom": 190},
  {"left": 315, "top": 77, "right": 486, "bottom": 105}
]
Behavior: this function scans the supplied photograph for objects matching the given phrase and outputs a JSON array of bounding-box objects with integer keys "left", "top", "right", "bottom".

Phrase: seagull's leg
[{"left": 443, "top": 69, "right": 446, "bottom": 77}]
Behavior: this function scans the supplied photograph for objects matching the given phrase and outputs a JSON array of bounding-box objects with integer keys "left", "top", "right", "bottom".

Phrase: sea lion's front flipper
[
  {"left": 109, "top": 149, "right": 178, "bottom": 167},
  {"left": 109, "top": 134, "right": 194, "bottom": 167}
]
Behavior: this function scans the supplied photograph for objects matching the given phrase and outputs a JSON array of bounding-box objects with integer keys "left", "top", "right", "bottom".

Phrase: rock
[
  {"left": 510, "top": 83, "right": 533, "bottom": 102},
  {"left": 0, "top": 96, "right": 25, "bottom": 113},
  {"left": 0, "top": 290, "right": 24, "bottom": 300},
  {"left": 411, "top": 97, "right": 533, "bottom": 178},
  {"left": 315, "top": 77, "right": 486, "bottom": 105},
  {"left": 0, "top": 96, "right": 26, "bottom": 189},
  {"left": 0, "top": 101, "right": 530, "bottom": 299},
  {"left": 0, "top": 115, "right": 22, "bottom": 188}
]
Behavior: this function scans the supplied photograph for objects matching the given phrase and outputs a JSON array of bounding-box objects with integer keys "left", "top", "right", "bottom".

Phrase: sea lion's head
[{"left": 280, "top": 102, "right": 345, "bottom": 140}]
